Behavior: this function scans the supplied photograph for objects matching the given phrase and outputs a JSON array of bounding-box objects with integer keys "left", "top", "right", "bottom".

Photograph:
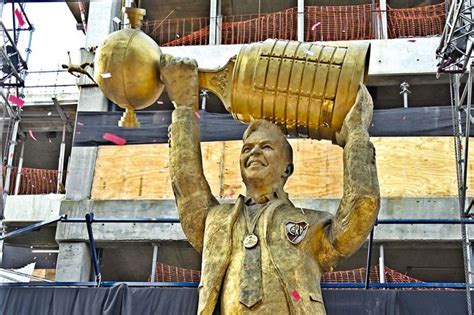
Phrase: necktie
[
  {"left": 239, "top": 235, "right": 263, "bottom": 308},
  {"left": 239, "top": 202, "right": 264, "bottom": 308}
]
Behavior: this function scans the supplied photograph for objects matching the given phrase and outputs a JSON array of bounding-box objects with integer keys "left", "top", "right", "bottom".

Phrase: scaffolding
[
  {"left": 437, "top": 0, "right": 474, "bottom": 314},
  {"left": 0, "top": 2, "right": 33, "bottom": 219}
]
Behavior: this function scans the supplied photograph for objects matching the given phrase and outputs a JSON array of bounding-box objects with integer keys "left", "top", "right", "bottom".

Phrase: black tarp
[
  {"left": 0, "top": 286, "right": 471, "bottom": 315},
  {"left": 74, "top": 106, "right": 462, "bottom": 146}
]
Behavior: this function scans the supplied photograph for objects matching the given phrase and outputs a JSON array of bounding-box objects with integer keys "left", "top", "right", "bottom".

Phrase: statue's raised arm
[
  {"left": 318, "top": 84, "right": 380, "bottom": 270},
  {"left": 161, "top": 54, "right": 219, "bottom": 253}
]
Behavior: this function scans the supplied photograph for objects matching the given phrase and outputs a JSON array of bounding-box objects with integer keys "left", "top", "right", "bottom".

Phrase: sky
[
  {"left": 2, "top": 3, "right": 86, "bottom": 99},
  {"left": 3, "top": 3, "right": 85, "bottom": 71}
]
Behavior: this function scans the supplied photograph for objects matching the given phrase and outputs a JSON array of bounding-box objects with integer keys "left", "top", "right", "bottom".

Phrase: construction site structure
[{"left": 2, "top": 0, "right": 474, "bottom": 314}]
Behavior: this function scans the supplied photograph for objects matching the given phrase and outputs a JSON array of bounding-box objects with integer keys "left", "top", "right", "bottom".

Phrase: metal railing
[{"left": 1, "top": 214, "right": 473, "bottom": 289}]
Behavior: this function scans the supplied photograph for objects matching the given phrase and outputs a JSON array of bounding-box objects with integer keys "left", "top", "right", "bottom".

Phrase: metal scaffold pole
[
  {"left": 437, "top": 0, "right": 474, "bottom": 313},
  {"left": 450, "top": 70, "right": 473, "bottom": 314}
]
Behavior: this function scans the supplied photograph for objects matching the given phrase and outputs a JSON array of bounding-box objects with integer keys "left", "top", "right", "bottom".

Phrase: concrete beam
[
  {"left": 162, "top": 37, "right": 440, "bottom": 77},
  {"left": 54, "top": 197, "right": 469, "bottom": 244},
  {"left": 3, "top": 194, "right": 64, "bottom": 223},
  {"left": 295, "top": 197, "right": 465, "bottom": 241},
  {"left": 55, "top": 200, "right": 185, "bottom": 243}
]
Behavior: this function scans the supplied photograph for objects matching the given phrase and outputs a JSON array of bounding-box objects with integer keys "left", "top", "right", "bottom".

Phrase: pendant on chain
[{"left": 243, "top": 234, "right": 259, "bottom": 249}]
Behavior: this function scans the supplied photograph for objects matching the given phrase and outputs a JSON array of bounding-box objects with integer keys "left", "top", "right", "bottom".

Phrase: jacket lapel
[
  {"left": 198, "top": 196, "right": 243, "bottom": 315},
  {"left": 263, "top": 205, "right": 324, "bottom": 314}
]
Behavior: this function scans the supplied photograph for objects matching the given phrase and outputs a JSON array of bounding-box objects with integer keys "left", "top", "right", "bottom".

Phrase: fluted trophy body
[{"left": 230, "top": 39, "right": 370, "bottom": 141}]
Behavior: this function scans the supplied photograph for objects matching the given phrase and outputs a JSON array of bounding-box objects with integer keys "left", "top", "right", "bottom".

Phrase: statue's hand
[
  {"left": 336, "top": 83, "right": 373, "bottom": 147},
  {"left": 160, "top": 54, "right": 199, "bottom": 111}
]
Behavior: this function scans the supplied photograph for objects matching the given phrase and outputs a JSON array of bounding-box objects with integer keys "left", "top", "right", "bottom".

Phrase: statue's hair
[{"left": 242, "top": 119, "right": 293, "bottom": 164}]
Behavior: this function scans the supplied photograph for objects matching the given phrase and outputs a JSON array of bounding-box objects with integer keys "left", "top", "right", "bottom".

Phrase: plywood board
[
  {"left": 373, "top": 137, "right": 457, "bottom": 198},
  {"left": 91, "top": 137, "right": 473, "bottom": 200},
  {"left": 221, "top": 139, "right": 343, "bottom": 198},
  {"left": 91, "top": 143, "right": 222, "bottom": 200}
]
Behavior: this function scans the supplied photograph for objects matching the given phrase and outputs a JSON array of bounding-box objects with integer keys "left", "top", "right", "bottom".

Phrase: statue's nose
[{"left": 250, "top": 146, "right": 263, "bottom": 155}]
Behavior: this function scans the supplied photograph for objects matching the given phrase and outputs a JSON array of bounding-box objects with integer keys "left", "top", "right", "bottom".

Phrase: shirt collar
[{"left": 244, "top": 190, "right": 293, "bottom": 207}]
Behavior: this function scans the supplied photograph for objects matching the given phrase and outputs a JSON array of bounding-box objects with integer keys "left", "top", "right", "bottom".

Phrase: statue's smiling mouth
[{"left": 246, "top": 159, "right": 267, "bottom": 168}]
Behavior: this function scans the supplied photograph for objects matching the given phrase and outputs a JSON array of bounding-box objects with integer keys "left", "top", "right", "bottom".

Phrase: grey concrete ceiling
[{"left": 67, "top": 1, "right": 446, "bottom": 24}]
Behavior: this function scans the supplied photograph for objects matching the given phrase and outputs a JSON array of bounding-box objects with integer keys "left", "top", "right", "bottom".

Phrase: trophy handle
[{"left": 197, "top": 57, "right": 236, "bottom": 112}]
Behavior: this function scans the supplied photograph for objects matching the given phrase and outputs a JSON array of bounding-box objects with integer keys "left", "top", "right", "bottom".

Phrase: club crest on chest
[{"left": 285, "top": 221, "right": 309, "bottom": 244}]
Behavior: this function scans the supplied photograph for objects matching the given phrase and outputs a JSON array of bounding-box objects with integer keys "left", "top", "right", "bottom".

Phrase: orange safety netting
[
  {"left": 153, "top": 262, "right": 201, "bottom": 283},
  {"left": 321, "top": 265, "right": 422, "bottom": 284},
  {"left": 143, "top": 17, "right": 211, "bottom": 46},
  {"left": 144, "top": 3, "right": 446, "bottom": 47},
  {"left": 160, "top": 8, "right": 298, "bottom": 47},
  {"left": 2, "top": 166, "right": 61, "bottom": 195},
  {"left": 304, "top": 4, "right": 374, "bottom": 42},
  {"left": 221, "top": 8, "right": 297, "bottom": 45},
  {"left": 152, "top": 262, "right": 446, "bottom": 290},
  {"left": 387, "top": 3, "right": 446, "bottom": 38}
]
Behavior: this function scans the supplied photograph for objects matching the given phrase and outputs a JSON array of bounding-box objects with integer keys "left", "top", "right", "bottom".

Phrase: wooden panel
[
  {"left": 91, "top": 138, "right": 473, "bottom": 200},
  {"left": 374, "top": 137, "right": 457, "bottom": 198},
  {"left": 286, "top": 139, "right": 343, "bottom": 198},
  {"left": 33, "top": 269, "right": 56, "bottom": 281},
  {"left": 221, "top": 141, "right": 244, "bottom": 199},
  {"left": 221, "top": 139, "right": 344, "bottom": 198},
  {"left": 91, "top": 143, "right": 222, "bottom": 200},
  {"left": 220, "top": 137, "right": 461, "bottom": 198}
]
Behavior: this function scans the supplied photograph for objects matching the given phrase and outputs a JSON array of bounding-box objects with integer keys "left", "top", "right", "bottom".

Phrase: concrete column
[
  {"left": 65, "top": 2, "right": 120, "bottom": 200},
  {"left": 0, "top": 240, "right": 4, "bottom": 267},
  {"left": 55, "top": 242, "right": 91, "bottom": 281},
  {"left": 216, "top": 0, "right": 222, "bottom": 45},
  {"left": 379, "top": 0, "right": 388, "bottom": 39},
  {"left": 65, "top": 146, "right": 97, "bottom": 200},
  {"left": 209, "top": 0, "right": 221, "bottom": 45},
  {"left": 297, "top": 0, "right": 304, "bottom": 42},
  {"left": 77, "top": 1, "right": 123, "bottom": 111},
  {"left": 80, "top": 1, "right": 121, "bottom": 112},
  {"left": 85, "top": 1, "right": 122, "bottom": 48}
]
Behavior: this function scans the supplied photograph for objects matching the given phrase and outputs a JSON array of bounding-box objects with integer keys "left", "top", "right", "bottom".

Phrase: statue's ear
[{"left": 284, "top": 163, "right": 294, "bottom": 178}]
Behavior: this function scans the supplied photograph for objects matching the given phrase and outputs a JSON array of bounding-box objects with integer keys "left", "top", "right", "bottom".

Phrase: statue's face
[{"left": 240, "top": 128, "right": 289, "bottom": 188}]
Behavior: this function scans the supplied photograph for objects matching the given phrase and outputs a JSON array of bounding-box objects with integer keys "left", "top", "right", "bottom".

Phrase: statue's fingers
[
  {"left": 182, "top": 57, "right": 198, "bottom": 68},
  {"left": 354, "top": 84, "right": 367, "bottom": 109},
  {"left": 335, "top": 129, "right": 346, "bottom": 148},
  {"left": 359, "top": 84, "right": 373, "bottom": 111},
  {"left": 159, "top": 54, "right": 174, "bottom": 69}
]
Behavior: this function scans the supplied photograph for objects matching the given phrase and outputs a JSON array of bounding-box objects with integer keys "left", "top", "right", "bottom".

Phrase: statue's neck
[{"left": 245, "top": 182, "right": 285, "bottom": 204}]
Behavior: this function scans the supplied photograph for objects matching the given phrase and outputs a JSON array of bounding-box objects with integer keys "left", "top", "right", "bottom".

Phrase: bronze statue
[
  {"left": 162, "top": 54, "right": 380, "bottom": 314},
  {"left": 90, "top": 6, "right": 378, "bottom": 313}
]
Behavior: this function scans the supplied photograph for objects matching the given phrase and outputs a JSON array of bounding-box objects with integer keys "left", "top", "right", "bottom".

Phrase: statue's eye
[
  {"left": 242, "top": 146, "right": 251, "bottom": 153},
  {"left": 262, "top": 144, "right": 272, "bottom": 150}
]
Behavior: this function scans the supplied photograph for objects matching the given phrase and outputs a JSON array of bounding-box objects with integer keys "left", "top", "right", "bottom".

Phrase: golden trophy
[{"left": 95, "top": 7, "right": 369, "bottom": 142}]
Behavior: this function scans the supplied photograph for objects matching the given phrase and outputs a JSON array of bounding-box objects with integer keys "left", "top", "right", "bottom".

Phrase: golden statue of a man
[{"left": 162, "top": 54, "right": 380, "bottom": 314}]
